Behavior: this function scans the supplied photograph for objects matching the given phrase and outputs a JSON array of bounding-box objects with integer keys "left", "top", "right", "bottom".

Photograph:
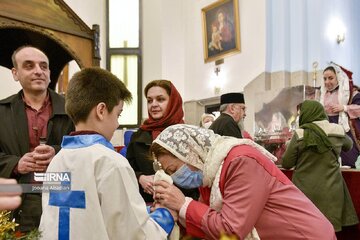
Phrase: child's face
[
  {"left": 203, "top": 116, "right": 214, "bottom": 124},
  {"left": 103, "top": 100, "right": 124, "bottom": 140}
]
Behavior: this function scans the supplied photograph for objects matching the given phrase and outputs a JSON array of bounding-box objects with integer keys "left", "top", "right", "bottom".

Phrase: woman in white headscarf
[
  {"left": 200, "top": 113, "right": 215, "bottom": 129},
  {"left": 151, "top": 124, "right": 336, "bottom": 240},
  {"left": 320, "top": 63, "right": 360, "bottom": 167}
]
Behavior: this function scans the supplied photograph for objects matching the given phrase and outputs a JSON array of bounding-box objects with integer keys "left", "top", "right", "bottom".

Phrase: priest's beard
[{"left": 238, "top": 118, "right": 245, "bottom": 131}]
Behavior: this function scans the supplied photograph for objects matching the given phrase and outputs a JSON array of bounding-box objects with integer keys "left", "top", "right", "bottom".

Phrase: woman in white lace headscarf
[{"left": 151, "top": 124, "right": 336, "bottom": 240}]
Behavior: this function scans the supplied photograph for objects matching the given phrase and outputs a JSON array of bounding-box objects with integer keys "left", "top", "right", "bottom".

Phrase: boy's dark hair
[
  {"left": 65, "top": 67, "right": 132, "bottom": 124},
  {"left": 144, "top": 80, "right": 172, "bottom": 96}
]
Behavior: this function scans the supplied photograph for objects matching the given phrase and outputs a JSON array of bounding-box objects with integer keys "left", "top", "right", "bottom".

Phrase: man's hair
[
  {"left": 219, "top": 103, "right": 228, "bottom": 113},
  {"left": 144, "top": 80, "right": 172, "bottom": 96},
  {"left": 65, "top": 67, "right": 132, "bottom": 124},
  {"left": 11, "top": 45, "right": 48, "bottom": 68}
]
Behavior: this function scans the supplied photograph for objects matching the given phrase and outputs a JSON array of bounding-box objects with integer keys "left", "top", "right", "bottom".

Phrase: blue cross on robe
[{"left": 49, "top": 190, "right": 86, "bottom": 240}]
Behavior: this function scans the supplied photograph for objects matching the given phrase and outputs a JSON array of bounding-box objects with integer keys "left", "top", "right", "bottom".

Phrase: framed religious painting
[{"left": 202, "top": 0, "right": 241, "bottom": 63}]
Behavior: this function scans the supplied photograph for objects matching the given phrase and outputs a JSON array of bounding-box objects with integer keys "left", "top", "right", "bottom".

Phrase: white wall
[
  {"left": 0, "top": 66, "right": 21, "bottom": 99},
  {"left": 267, "top": 0, "right": 359, "bottom": 85},
  {"left": 64, "top": 0, "right": 107, "bottom": 73},
  {"left": 142, "top": 0, "right": 186, "bottom": 118},
  {"left": 182, "top": 0, "right": 266, "bottom": 101},
  {"left": 141, "top": 0, "right": 266, "bottom": 120},
  {"left": 0, "top": 0, "right": 358, "bottom": 115},
  {"left": 64, "top": 0, "right": 106, "bottom": 69}
]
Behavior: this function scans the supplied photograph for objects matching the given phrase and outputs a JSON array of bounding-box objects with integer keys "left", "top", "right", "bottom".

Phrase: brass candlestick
[{"left": 312, "top": 61, "right": 318, "bottom": 87}]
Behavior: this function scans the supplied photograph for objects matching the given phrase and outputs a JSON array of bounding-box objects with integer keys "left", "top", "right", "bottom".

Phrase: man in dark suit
[
  {"left": 0, "top": 45, "right": 74, "bottom": 232},
  {"left": 209, "top": 92, "right": 246, "bottom": 138}
]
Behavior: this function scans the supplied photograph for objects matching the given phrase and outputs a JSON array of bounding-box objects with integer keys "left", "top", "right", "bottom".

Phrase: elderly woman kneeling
[{"left": 151, "top": 124, "right": 336, "bottom": 240}]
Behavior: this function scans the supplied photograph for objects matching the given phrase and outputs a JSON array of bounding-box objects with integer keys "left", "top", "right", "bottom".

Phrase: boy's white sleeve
[{"left": 98, "top": 163, "right": 168, "bottom": 240}]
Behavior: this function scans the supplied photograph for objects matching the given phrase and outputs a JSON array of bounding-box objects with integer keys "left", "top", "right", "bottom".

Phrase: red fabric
[
  {"left": 185, "top": 146, "right": 335, "bottom": 239},
  {"left": 198, "top": 186, "right": 211, "bottom": 205},
  {"left": 334, "top": 62, "right": 354, "bottom": 104},
  {"left": 140, "top": 83, "right": 184, "bottom": 139},
  {"left": 186, "top": 145, "right": 293, "bottom": 239},
  {"left": 217, "top": 145, "right": 291, "bottom": 198},
  {"left": 213, "top": 20, "right": 232, "bottom": 42},
  {"left": 227, "top": 145, "right": 292, "bottom": 185},
  {"left": 242, "top": 130, "right": 253, "bottom": 140},
  {"left": 339, "top": 65, "right": 353, "bottom": 80},
  {"left": 185, "top": 201, "right": 208, "bottom": 238},
  {"left": 24, "top": 94, "right": 51, "bottom": 151},
  {"left": 339, "top": 65, "right": 355, "bottom": 104},
  {"left": 69, "top": 131, "right": 100, "bottom": 136},
  {"left": 19, "top": 94, "right": 51, "bottom": 180}
]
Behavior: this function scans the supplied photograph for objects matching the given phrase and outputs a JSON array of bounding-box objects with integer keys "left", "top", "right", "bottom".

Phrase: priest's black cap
[{"left": 220, "top": 92, "right": 245, "bottom": 105}]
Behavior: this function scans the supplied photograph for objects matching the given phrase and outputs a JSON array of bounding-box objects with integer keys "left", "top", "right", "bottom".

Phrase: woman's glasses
[
  {"left": 153, "top": 160, "right": 162, "bottom": 172},
  {"left": 152, "top": 153, "right": 162, "bottom": 172}
]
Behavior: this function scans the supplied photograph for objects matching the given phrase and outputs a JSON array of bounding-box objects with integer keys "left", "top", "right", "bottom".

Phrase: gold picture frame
[{"left": 202, "top": 0, "right": 241, "bottom": 63}]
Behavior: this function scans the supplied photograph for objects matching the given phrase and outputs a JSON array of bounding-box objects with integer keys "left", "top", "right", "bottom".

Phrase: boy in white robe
[{"left": 39, "top": 67, "right": 175, "bottom": 240}]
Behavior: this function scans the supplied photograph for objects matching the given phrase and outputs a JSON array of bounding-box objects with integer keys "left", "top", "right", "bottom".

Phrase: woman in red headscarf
[{"left": 126, "top": 80, "right": 198, "bottom": 202}]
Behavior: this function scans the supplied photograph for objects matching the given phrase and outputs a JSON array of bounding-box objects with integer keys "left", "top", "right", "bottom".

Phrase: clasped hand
[
  {"left": 153, "top": 180, "right": 186, "bottom": 212},
  {"left": 327, "top": 103, "right": 344, "bottom": 114},
  {"left": 17, "top": 145, "right": 55, "bottom": 174},
  {"left": 139, "top": 175, "right": 155, "bottom": 195}
]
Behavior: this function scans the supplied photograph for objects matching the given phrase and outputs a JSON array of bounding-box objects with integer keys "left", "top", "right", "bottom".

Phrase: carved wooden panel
[{"left": 0, "top": 0, "right": 100, "bottom": 89}]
